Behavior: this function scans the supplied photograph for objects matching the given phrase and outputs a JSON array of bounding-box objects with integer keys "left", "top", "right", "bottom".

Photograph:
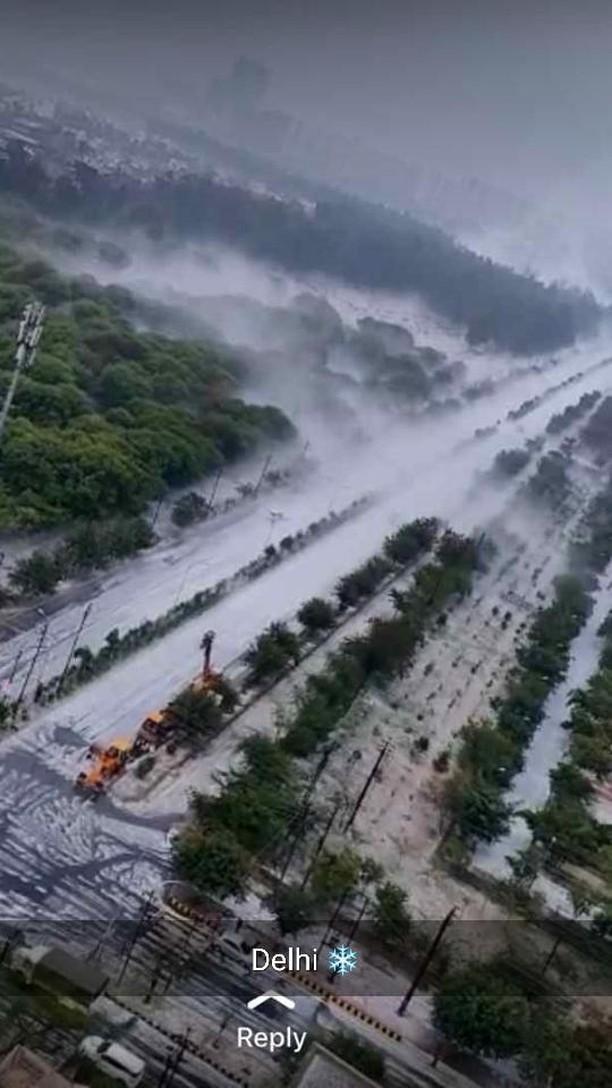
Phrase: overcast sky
[{"left": 1, "top": 0, "right": 611, "bottom": 205}]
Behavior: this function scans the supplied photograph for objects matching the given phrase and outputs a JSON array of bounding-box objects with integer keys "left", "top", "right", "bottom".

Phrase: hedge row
[
  {"left": 445, "top": 574, "right": 593, "bottom": 846},
  {"left": 446, "top": 476, "right": 612, "bottom": 849}
]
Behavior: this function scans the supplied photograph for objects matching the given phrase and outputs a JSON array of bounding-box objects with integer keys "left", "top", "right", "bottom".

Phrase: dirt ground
[{"left": 292, "top": 475, "right": 598, "bottom": 924}]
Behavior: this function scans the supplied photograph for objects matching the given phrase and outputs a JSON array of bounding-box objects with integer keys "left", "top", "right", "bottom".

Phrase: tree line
[
  {"left": 23, "top": 497, "right": 371, "bottom": 714},
  {"left": 445, "top": 574, "right": 592, "bottom": 846},
  {"left": 526, "top": 611, "right": 612, "bottom": 875},
  {"left": 433, "top": 958, "right": 612, "bottom": 1086},
  {"left": 0, "top": 143, "right": 600, "bottom": 355},
  {"left": 446, "top": 474, "right": 612, "bottom": 850},
  {"left": 0, "top": 242, "right": 293, "bottom": 531},
  {"left": 173, "top": 524, "right": 483, "bottom": 899},
  {"left": 242, "top": 519, "right": 440, "bottom": 687}
]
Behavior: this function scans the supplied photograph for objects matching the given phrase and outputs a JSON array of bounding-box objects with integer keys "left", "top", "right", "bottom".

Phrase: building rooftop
[
  {"left": 0, "top": 1046, "right": 85, "bottom": 1088},
  {"left": 292, "top": 1044, "right": 390, "bottom": 1088}
]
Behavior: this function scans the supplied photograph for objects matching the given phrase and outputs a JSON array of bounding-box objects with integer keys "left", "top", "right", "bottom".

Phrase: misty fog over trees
[
  {"left": 0, "top": 142, "right": 600, "bottom": 355},
  {"left": 0, "top": 242, "right": 293, "bottom": 528}
]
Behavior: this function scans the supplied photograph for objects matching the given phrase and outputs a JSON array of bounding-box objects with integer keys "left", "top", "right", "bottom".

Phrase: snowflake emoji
[{"left": 328, "top": 944, "right": 359, "bottom": 976}]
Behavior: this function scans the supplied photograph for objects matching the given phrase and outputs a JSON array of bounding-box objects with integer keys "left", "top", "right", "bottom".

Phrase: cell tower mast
[{"left": 0, "top": 302, "right": 45, "bottom": 443}]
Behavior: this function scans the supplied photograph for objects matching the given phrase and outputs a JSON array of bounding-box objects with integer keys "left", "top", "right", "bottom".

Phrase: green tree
[
  {"left": 433, "top": 963, "right": 531, "bottom": 1059},
  {"left": 297, "top": 596, "right": 336, "bottom": 635},
  {"left": 521, "top": 1019, "right": 612, "bottom": 1088},
  {"left": 169, "top": 688, "right": 223, "bottom": 747},
  {"left": 326, "top": 1033, "right": 385, "bottom": 1083},
  {"left": 311, "top": 849, "right": 361, "bottom": 904},
  {"left": 172, "top": 491, "right": 209, "bottom": 528},
  {"left": 507, "top": 843, "right": 543, "bottom": 890},
  {"left": 383, "top": 518, "right": 438, "bottom": 565},
  {"left": 372, "top": 881, "right": 411, "bottom": 948},
  {"left": 173, "top": 827, "right": 249, "bottom": 898},
  {"left": 98, "top": 362, "right": 152, "bottom": 406},
  {"left": 335, "top": 557, "right": 391, "bottom": 608},
  {"left": 453, "top": 782, "right": 512, "bottom": 843},
  {"left": 492, "top": 447, "right": 531, "bottom": 478},
  {"left": 244, "top": 622, "right": 301, "bottom": 684},
  {"left": 9, "top": 549, "right": 63, "bottom": 596},
  {"left": 275, "top": 885, "right": 314, "bottom": 936}
]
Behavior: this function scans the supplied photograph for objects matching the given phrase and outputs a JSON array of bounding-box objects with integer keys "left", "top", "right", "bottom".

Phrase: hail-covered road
[{"left": 0, "top": 325, "right": 611, "bottom": 927}]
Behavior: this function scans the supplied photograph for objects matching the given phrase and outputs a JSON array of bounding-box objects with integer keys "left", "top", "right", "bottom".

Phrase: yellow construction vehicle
[
  {"left": 74, "top": 630, "right": 229, "bottom": 795},
  {"left": 194, "top": 629, "right": 224, "bottom": 698},
  {"left": 75, "top": 738, "right": 132, "bottom": 797}
]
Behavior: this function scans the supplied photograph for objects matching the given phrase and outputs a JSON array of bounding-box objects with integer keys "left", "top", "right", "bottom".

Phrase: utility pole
[
  {"left": 300, "top": 796, "right": 342, "bottom": 891},
  {"left": 397, "top": 906, "right": 458, "bottom": 1016},
  {"left": 158, "top": 1029, "right": 190, "bottom": 1088},
  {"left": 542, "top": 931, "right": 563, "bottom": 976},
  {"left": 7, "top": 647, "right": 24, "bottom": 686},
  {"left": 253, "top": 454, "right": 272, "bottom": 498},
  {"left": 16, "top": 620, "right": 48, "bottom": 706},
  {"left": 207, "top": 466, "right": 223, "bottom": 511},
  {"left": 151, "top": 494, "right": 164, "bottom": 530},
  {"left": 278, "top": 742, "right": 338, "bottom": 882},
  {"left": 319, "top": 889, "right": 350, "bottom": 960},
  {"left": 87, "top": 914, "right": 116, "bottom": 962},
  {"left": 0, "top": 302, "right": 45, "bottom": 444},
  {"left": 58, "top": 604, "right": 92, "bottom": 693},
  {"left": 344, "top": 741, "right": 390, "bottom": 832},
  {"left": 144, "top": 955, "right": 166, "bottom": 1004},
  {"left": 347, "top": 894, "right": 369, "bottom": 943},
  {"left": 116, "top": 891, "right": 155, "bottom": 985}
]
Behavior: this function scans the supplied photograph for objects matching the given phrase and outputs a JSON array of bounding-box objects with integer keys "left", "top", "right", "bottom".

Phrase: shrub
[{"left": 297, "top": 596, "right": 336, "bottom": 634}]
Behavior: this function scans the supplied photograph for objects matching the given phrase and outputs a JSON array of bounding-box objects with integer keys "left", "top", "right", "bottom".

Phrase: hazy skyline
[{"left": 1, "top": 0, "right": 611, "bottom": 207}]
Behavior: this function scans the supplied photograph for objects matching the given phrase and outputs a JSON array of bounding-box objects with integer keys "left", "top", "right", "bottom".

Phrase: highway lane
[
  {"left": 1, "top": 329, "right": 610, "bottom": 699},
  {"left": 0, "top": 340, "right": 610, "bottom": 927}
]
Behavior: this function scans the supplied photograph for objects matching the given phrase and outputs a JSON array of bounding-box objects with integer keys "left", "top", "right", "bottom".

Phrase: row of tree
[
  {"left": 527, "top": 613, "right": 612, "bottom": 874},
  {"left": 569, "top": 476, "right": 612, "bottom": 574},
  {"left": 0, "top": 241, "right": 294, "bottom": 530},
  {"left": 581, "top": 395, "right": 612, "bottom": 463},
  {"left": 491, "top": 444, "right": 534, "bottom": 479},
  {"left": 170, "top": 464, "right": 297, "bottom": 528},
  {"left": 525, "top": 450, "right": 572, "bottom": 510},
  {"left": 0, "top": 144, "right": 600, "bottom": 354},
  {"left": 446, "top": 574, "right": 593, "bottom": 845},
  {"left": 242, "top": 517, "right": 440, "bottom": 687},
  {"left": 546, "top": 389, "right": 601, "bottom": 435},
  {"left": 174, "top": 527, "right": 483, "bottom": 897},
  {"left": 3, "top": 516, "right": 156, "bottom": 602},
  {"left": 29, "top": 498, "right": 371, "bottom": 710},
  {"left": 433, "top": 959, "right": 612, "bottom": 1085}
]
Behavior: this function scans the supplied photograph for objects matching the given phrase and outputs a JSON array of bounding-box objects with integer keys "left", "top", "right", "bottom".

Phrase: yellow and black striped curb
[
  {"left": 288, "top": 970, "right": 403, "bottom": 1043},
  {"left": 164, "top": 895, "right": 199, "bottom": 922},
  {"left": 163, "top": 895, "right": 221, "bottom": 931},
  {"left": 112, "top": 995, "right": 249, "bottom": 1086}
]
